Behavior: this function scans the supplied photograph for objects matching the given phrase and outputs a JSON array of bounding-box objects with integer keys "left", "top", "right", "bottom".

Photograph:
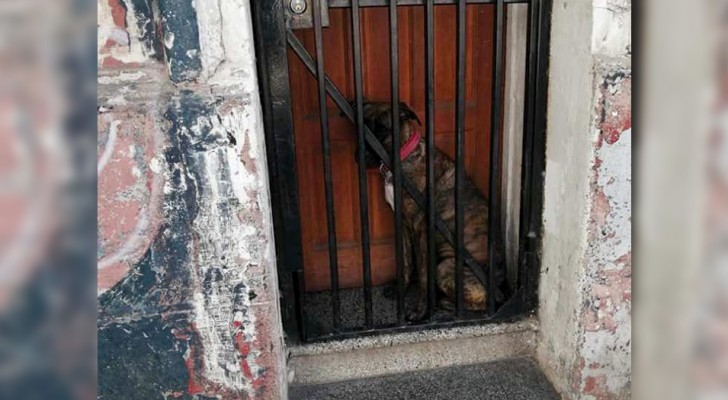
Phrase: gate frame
[{"left": 251, "top": 0, "right": 552, "bottom": 343}]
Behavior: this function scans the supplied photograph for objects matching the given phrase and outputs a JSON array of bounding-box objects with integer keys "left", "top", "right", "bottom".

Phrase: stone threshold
[{"left": 287, "top": 317, "right": 540, "bottom": 385}]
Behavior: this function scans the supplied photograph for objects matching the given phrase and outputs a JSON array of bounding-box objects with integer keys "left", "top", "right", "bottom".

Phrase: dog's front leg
[
  {"left": 401, "top": 226, "right": 412, "bottom": 288},
  {"left": 406, "top": 226, "right": 429, "bottom": 321}
]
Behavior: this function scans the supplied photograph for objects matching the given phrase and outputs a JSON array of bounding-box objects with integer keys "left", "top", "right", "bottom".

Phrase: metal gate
[{"left": 252, "top": 0, "right": 551, "bottom": 342}]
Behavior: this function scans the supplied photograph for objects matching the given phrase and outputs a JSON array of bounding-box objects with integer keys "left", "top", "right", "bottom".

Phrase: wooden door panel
[{"left": 289, "top": 5, "right": 499, "bottom": 292}]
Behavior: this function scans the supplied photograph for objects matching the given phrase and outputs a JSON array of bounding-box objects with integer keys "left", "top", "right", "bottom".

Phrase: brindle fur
[{"left": 359, "top": 101, "right": 504, "bottom": 321}]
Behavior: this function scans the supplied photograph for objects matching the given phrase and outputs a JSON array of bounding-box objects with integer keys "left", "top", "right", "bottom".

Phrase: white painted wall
[
  {"left": 502, "top": 5, "right": 528, "bottom": 285},
  {"left": 537, "top": 0, "right": 632, "bottom": 398},
  {"left": 536, "top": 0, "right": 595, "bottom": 394}
]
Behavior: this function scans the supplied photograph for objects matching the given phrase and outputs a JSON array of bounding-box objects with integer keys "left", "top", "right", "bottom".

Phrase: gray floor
[
  {"left": 304, "top": 285, "right": 466, "bottom": 336},
  {"left": 304, "top": 285, "right": 399, "bottom": 332},
  {"left": 290, "top": 358, "right": 560, "bottom": 400}
]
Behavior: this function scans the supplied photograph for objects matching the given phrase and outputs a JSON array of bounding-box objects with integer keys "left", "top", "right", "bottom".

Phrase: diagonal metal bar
[{"left": 286, "top": 30, "right": 490, "bottom": 288}]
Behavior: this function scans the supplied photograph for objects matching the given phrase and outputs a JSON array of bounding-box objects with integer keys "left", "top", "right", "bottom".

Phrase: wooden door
[{"left": 288, "top": 5, "right": 499, "bottom": 292}]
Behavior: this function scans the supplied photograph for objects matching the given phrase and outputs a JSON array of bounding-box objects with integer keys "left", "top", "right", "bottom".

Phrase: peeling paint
[
  {"left": 194, "top": 0, "right": 225, "bottom": 80},
  {"left": 98, "top": 0, "right": 156, "bottom": 66},
  {"left": 158, "top": 0, "right": 202, "bottom": 82},
  {"left": 97, "top": 108, "right": 165, "bottom": 292},
  {"left": 98, "top": 89, "right": 284, "bottom": 399},
  {"left": 181, "top": 99, "right": 269, "bottom": 395},
  {"left": 592, "top": 0, "right": 632, "bottom": 57},
  {"left": 538, "top": 1, "right": 631, "bottom": 398},
  {"left": 89, "top": 1, "right": 282, "bottom": 391},
  {"left": 575, "top": 69, "right": 632, "bottom": 397}
]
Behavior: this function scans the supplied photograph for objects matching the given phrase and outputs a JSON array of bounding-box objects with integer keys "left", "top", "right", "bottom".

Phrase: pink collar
[
  {"left": 399, "top": 129, "right": 421, "bottom": 161},
  {"left": 379, "top": 130, "right": 421, "bottom": 176}
]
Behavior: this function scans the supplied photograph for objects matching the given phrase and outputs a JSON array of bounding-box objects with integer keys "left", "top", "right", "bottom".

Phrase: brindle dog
[{"left": 356, "top": 101, "right": 505, "bottom": 321}]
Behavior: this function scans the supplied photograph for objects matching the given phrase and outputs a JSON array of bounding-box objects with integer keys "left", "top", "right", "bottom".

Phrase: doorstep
[{"left": 286, "top": 317, "right": 539, "bottom": 385}]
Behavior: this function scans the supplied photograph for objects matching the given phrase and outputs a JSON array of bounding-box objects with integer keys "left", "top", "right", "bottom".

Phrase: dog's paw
[
  {"left": 439, "top": 298, "right": 455, "bottom": 311},
  {"left": 406, "top": 303, "right": 428, "bottom": 322}
]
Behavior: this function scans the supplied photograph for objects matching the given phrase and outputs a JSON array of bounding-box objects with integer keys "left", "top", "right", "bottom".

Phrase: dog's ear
[{"left": 399, "top": 105, "right": 422, "bottom": 126}]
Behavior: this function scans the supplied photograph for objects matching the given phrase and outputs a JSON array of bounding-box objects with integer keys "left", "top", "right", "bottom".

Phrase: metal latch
[{"left": 287, "top": 0, "right": 329, "bottom": 30}]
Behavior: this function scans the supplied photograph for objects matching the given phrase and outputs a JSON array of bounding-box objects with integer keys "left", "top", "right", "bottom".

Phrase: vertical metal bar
[
  {"left": 312, "top": 0, "right": 341, "bottom": 329},
  {"left": 350, "top": 0, "right": 374, "bottom": 329},
  {"left": 487, "top": 0, "right": 505, "bottom": 315},
  {"left": 454, "top": 0, "right": 466, "bottom": 316},
  {"left": 293, "top": 270, "right": 308, "bottom": 341},
  {"left": 425, "top": 0, "right": 437, "bottom": 318},
  {"left": 250, "top": 0, "right": 307, "bottom": 342},
  {"left": 517, "top": 0, "right": 539, "bottom": 293},
  {"left": 389, "top": 0, "right": 405, "bottom": 326}
]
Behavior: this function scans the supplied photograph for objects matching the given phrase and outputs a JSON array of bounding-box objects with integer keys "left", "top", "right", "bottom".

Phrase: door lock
[
  {"left": 290, "top": 0, "right": 307, "bottom": 14},
  {"left": 287, "top": 0, "right": 329, "bottom": 30}
]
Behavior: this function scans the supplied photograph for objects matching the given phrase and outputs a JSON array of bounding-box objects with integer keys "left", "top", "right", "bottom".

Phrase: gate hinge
[{"left": 287, "top": 0, "right": 330, "bottom": 30}]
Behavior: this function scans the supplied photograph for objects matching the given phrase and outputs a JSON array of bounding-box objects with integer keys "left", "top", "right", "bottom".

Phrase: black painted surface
[
  {"left": 129, "top": 0, "right": 164, "bottom": 60},
  {"left": 250, "top": 0, "right": 307, "bottom": 342},
  {"left": 98, "top": 316, "right": 192, "bottom": 399},
  {"left": 517, "top": 0, "right": 552, "bottom": 312},
  {"left": 158, "top": 0, "right": 202, "bottom": 82}
]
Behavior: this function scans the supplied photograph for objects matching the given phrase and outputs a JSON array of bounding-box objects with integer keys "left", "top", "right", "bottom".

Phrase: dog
[{"left": 356, "top": 101, "right": 505, "bottom": 321}]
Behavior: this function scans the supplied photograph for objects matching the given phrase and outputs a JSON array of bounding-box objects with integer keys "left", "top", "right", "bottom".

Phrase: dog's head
[{"left": 349, "top": 101, "right": 421, "bottom": 168}]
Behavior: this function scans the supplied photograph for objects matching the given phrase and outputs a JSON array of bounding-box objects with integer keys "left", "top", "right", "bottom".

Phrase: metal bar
[
  {"left": 517, "top": 0, "right": 539, "bottom": 294},
  {"left": 389, "top": 0, "right": 405, "bottom": 326},
  {"left": 350, "top": 0, "right": 374, "bottom": 329},
  {"left": 487, "top": 0, "right": 505, "bottom": 315},
  {"left": 330, "top": 0, "right": 528, "bottom": 7},
  {"left": 293, "top": 270, "right": 308, "bottom": 341},
  {"left": 286, "top": 32, "right": 489, "bottom": 288},
  {"left": 312, "top": 0, "right": 341, "bottom": 329},
  {"left": 425, "top": 0, "right": 437, "bottom": 319},
  {"left": 454, "top": 0, "right": 466, "bottom": 316},
  {"left": 249, "top": 0, "right": 306, "bottom": 342}
]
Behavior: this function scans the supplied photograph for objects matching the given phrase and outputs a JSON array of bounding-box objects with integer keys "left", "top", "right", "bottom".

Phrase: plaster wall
[{"left": 537, "top": 0, "right": 631, "bottom": 398}]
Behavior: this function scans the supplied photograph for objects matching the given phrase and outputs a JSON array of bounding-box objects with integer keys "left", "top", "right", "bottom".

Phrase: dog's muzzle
[{"left": 381, "top": 166, "right": 394, "bottom": 210}]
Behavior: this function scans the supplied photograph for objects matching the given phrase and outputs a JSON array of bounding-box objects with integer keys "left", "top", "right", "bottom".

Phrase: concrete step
[
  {"left": 287, "top": 318, "right": 539, "bottom": 385},
  {"left": 289, "top": 357, "right": 560, "bottom": 400}
]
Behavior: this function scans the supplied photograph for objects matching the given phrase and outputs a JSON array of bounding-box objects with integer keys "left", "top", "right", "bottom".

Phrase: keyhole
[{"left": 290, "top": 0, "right": 307, "bottom": 14}]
